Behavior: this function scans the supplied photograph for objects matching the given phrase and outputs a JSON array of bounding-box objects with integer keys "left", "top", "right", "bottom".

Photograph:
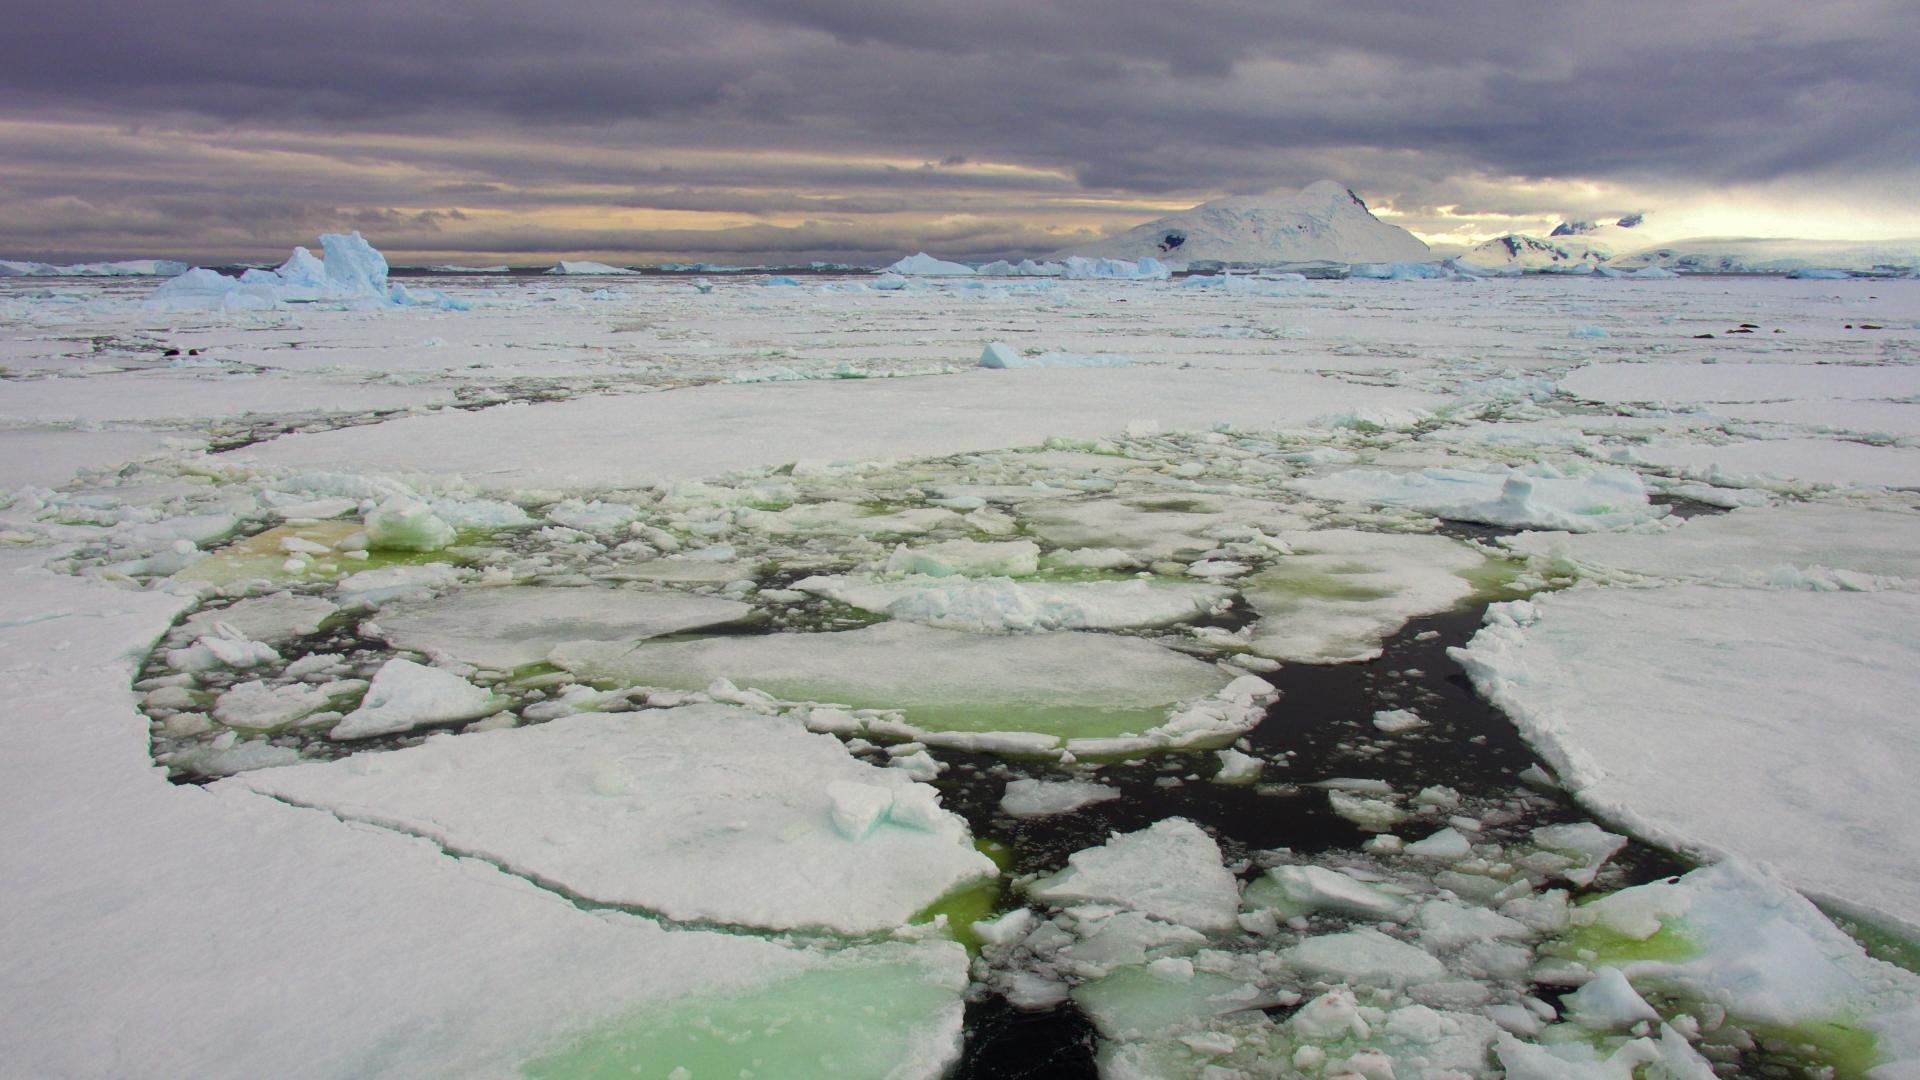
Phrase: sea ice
[
  {"left": 1454, "top": 584, "right": 1920, "bottom": 930},
  {"left": 1242, "top": 529, "right": 1491, "bottom": 663},
  {"left": 241, "top": 705, "right": 996, "bottom": 933},
  {"left": 551, "top": 621, "right": 1239, "bottom": 742},
  {"left": 371, "top": 585, "right": 754, "bottom": 670}
]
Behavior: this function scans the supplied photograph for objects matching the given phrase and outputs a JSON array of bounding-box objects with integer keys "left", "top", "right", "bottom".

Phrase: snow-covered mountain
[
  {"left": 1610, "top": 237, "right": 1920, "bottom": 275},
  {"left": 1459, "top": 217, "right": 1646, "bottom": 272},
  {"left": 1057, "top": 180, "right": 1430, "bottom": 266}
]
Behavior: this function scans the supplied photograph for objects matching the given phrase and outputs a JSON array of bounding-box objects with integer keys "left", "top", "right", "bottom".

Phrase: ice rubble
[
  {"left": 370, "top": 584, "right": 754, "bottom": 670},
  {"left": 148, "top": 232, "right": 466, "bottom": 311},
  {"left": 1453, "top": 584, "right": 1920, "bottom": 931},
  {"left": 991, "top": 805, "right": 1920, "bottom": 1079},
  {"left": 1291, "top": 464, "right": 1669, "bottom": 532},
  {"left": 238, "top": 705, "right": 996, "bottom": 933}
]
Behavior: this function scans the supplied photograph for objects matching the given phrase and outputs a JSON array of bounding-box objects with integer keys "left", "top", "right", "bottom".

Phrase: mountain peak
[{"left": 1057, "top": 181, "right": 1428, "bottom": 265}]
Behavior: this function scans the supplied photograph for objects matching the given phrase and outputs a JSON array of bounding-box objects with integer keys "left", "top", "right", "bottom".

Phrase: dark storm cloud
[{"left": 0, "top": 0, "right": 1914, "bottom": 259}]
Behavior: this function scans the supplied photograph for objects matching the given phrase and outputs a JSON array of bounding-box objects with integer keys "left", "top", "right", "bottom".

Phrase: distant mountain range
[{"left": 1056, "top": 183, "right": 1916, "bottom": 275}]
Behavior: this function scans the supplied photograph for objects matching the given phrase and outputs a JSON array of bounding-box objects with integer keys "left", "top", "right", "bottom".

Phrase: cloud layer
[{"left": 3, "top": 1, "right": 1915, "bottom": 261}]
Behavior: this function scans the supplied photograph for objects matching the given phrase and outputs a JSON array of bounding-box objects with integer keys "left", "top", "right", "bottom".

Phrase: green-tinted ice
[{"left": 521, "top": 959, "right": 957, "bottom": 1080}]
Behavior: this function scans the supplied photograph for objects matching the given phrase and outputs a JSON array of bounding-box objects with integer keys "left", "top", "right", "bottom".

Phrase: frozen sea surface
[{"left": 2, "top": 268, "right": 1918, "bottom": 1077}]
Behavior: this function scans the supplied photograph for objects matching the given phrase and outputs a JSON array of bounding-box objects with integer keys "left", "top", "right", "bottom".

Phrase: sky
[{"left": 2, "top": 0, "right": 1916, "bottom": 265}]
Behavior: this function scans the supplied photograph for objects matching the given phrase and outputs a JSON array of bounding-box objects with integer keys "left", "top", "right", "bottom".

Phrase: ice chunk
[
  {"left": 372, "top": 585, "right": 752, "bottom": 671},
  {"left": 240, "top": 706, "right": 995, "bottom": 933},
  {"left": 999, "top": 778, "right": 1122, "bottom": 818},
  {"left": 1268, "top": 864, "right": 1409, "bottom": 919},
  {"left": 1028, "top": 819, "right": 1240, "bottom": 931},
  {"left": 884, "top": 539, "right": 1040, "bottom": 578},
  {"left": 1280, "top": 927, "right": 1446, "bottom": 984},
  {"left": 1372, "top": 708, "right": 1427, "bottom": 734},
  {"left": 1329, "top": 789, "right": 1407, "bottom": 831},
  {"left": 364, "top": 497, "right": 456, "bottom": 552},
  {"left": 552, "top": 621, "right": 1237, "bottom": 743},
  {"left": 183, "top": 594, "right": 336, "bottom": 645},
  {"left": 213, "top": 679, "right": 350, "bottom": 731},
  {"left": 1564, "top": 967, "right": 1660, "bottom": 1028},
  {"left": 1531, "top": 822, "right": 1628, "bottom": 887},
  {"left": 1404, "top": 827, "right": 1472, "bottom": 861},
  {"left": 327, "top": 659, "right": 506, "bottom": 739}
]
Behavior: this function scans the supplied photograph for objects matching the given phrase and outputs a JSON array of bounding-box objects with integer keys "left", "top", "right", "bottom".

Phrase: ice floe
[{"left": 239, "top": 704, "right": 996, "bottom": 933}]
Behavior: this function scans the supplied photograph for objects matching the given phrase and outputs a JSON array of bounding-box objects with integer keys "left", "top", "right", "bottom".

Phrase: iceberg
[
  {"left": 545, "top": 260, "right": 639, "bottom": 275},
  {"left": 882, "top": 253, "right": 976, "bottom": 276},
  {"left": 977, "top": 342, "right": 1133, "bottom": 369},
  {"left": 147, "top": 232, "right": 466, "bottom": 311}
]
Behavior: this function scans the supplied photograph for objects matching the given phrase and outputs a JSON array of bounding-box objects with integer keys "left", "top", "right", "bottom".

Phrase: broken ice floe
[
  {"left": 551, "top": 621, "right": 1276, "bottom": 754},
  {"left": 236, "top": 704, "right": 996, "bottom": 934},
  {"left": 369, "top": 584, "right": 754, "bottom": 671}
]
